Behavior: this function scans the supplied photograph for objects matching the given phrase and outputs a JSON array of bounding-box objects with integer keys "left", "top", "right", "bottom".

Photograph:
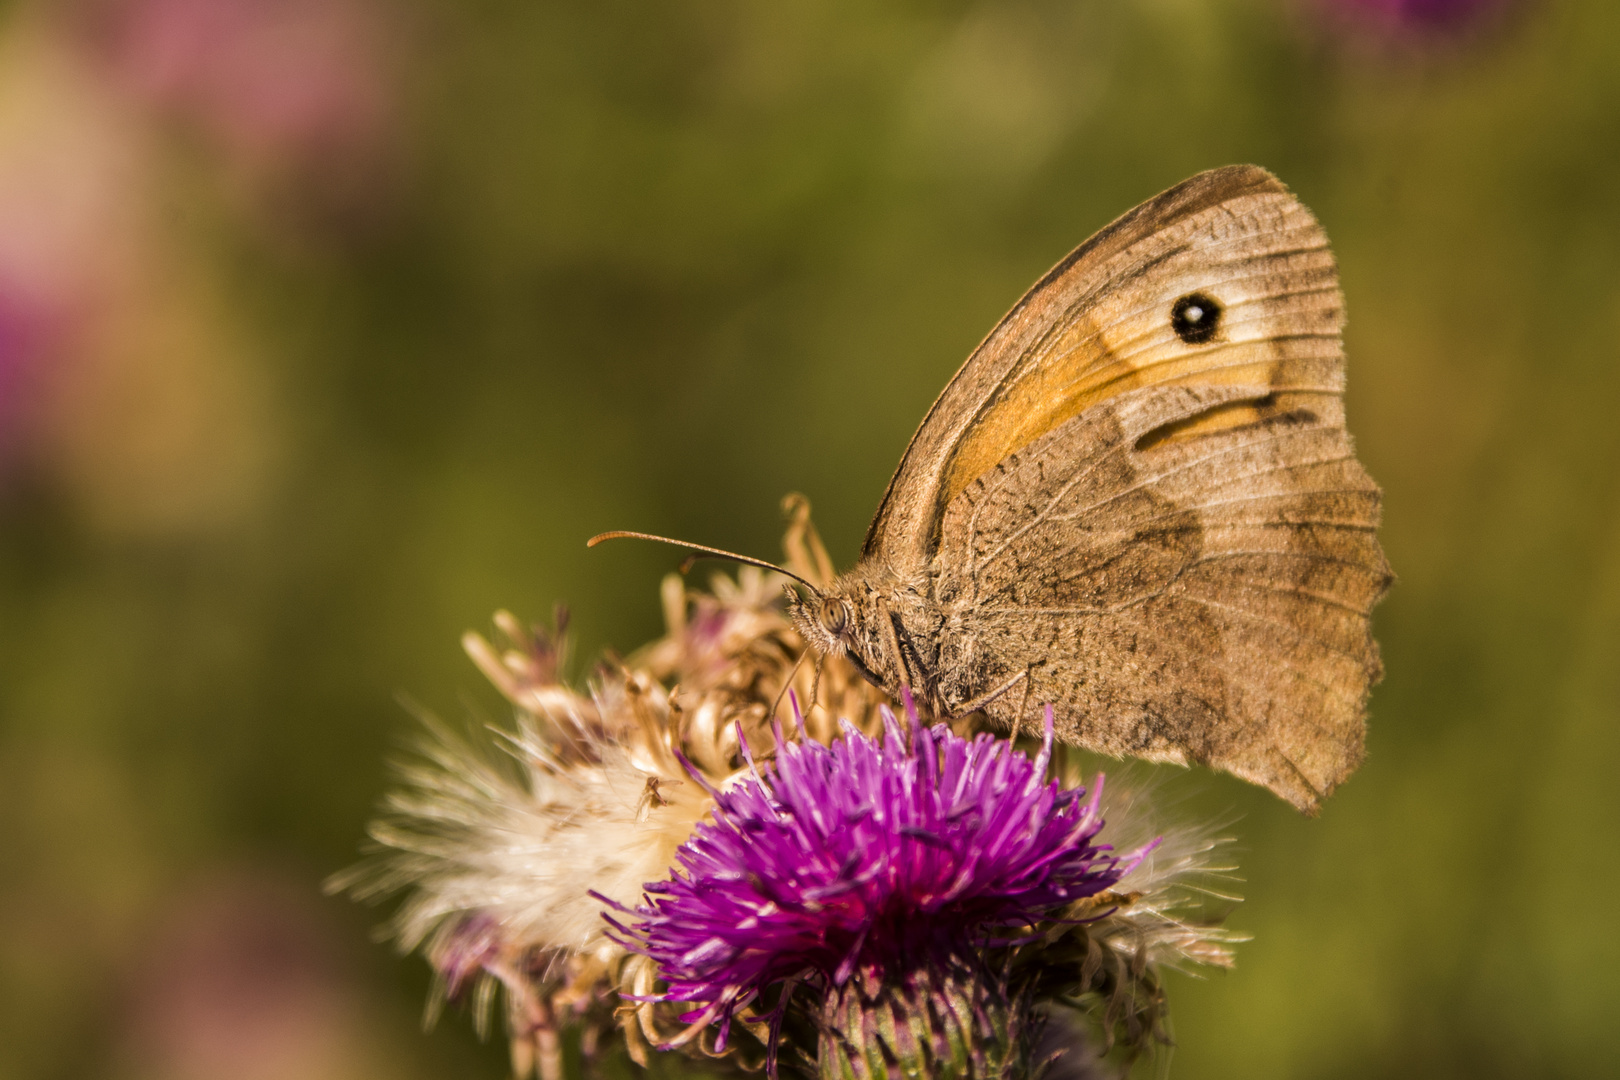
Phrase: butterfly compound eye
[
  {"left": 1171, "top": 292, "right": 1222, "bottom": 345},
  {"left": 819, "top": 598, "right": 849, "bottom": 637}
]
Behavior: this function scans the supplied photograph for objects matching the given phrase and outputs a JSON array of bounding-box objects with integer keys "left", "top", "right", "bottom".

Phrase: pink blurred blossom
[
  {"left": 117, "top": 870, "right": 372, "bottom": 1080},
  {"left": 0, "top": 30, "right": 143, "bottom": 456},
  {"left": 0, "top": 23, "right": 286, "bottom": 517},
  {"left": 95, "top": 0, "right": 395, "bottom": 177},
  {"left": 1322, "top": 0, "right": 1512, "bottom": 34},
  {"left": 0, "top": 288, "right": 52, "bottom": 438}
]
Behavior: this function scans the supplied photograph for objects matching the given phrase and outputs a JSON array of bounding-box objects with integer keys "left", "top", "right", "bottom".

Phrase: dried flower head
[
  {"left": 328, "top": 610, "right": 710, "bottom": 1078},
  {"left": 331, "top": 501, "right": 889, "bottom": 1078}
]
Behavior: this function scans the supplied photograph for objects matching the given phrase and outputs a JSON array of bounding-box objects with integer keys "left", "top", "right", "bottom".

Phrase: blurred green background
[{"left": 3, "top": 0, "right": 1618, "bottom": 1077}]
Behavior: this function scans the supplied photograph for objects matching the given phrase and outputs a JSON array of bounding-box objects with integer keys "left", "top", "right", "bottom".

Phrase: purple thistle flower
[{"left": 603, "top": 697, "right": 1151, "bottom": 1074}]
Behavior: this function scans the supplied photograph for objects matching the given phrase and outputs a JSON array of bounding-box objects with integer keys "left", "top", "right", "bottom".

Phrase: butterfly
[{"left": 595, "top": 165, "right": 1392, "bottom": 813}]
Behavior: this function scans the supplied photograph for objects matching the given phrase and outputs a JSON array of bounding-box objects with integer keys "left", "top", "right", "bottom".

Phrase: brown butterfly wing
[
  {"left": 932, "top": 382, "right": 1387, "bottom": 811},
  {"left": 866, "top": 166, "right": 1391, "bottom": 811}
]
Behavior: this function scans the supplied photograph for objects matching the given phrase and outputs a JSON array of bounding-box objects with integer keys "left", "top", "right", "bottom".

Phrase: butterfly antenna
[{"left": 587, "top": 530, "right": 821, "bottom": 592}]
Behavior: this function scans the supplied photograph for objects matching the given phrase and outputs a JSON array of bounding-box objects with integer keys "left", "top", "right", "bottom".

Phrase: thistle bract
[{"left": 609, "top": 698, "right": 1150, "bottom": 1076}]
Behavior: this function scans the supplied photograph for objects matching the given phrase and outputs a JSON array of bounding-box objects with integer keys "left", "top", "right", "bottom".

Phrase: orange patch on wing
[{"left": 940, "top": 314, "right": 1278, "bottom": 507}]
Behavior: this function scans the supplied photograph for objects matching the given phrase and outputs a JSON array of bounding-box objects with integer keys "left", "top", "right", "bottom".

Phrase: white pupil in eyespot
[{"left": 1185, "top": 305, "right": 1204, "bottom": 322}]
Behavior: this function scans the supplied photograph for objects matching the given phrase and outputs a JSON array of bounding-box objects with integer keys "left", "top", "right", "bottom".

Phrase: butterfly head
[
  {"left": 786, "top": 573, "right": 899, "bottom": 693},
  {"left": 787, "top": 588, "right": 854, "bottom": 660}
]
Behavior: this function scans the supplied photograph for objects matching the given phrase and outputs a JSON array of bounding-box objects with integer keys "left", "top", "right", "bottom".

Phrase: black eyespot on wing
[{"left": 1171, "top": 292, "right": 1222, "bottom": 345}]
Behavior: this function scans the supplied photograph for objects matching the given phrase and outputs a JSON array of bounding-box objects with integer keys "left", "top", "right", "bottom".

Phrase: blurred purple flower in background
[
  {"left": 1321, "top": 0, "right": 1511, "bottom": 34},
  {"left": 608, "top": 700, "right": 1150, "bottom": 1077}
]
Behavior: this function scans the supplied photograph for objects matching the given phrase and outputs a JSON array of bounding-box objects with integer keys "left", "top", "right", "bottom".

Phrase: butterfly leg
[
  {"left": 768, "top": 648, "right": 811, "bottom": 722},
  {"left": 874, "top": 594, "right": 913, "bottom": 692},
  {"left": 1012, "top": 670, "right": 1034, "bottom": 735},
  {"left": 951, "top": 667, "right": 1029, "bottom": 720},
  {"left": 807, "top": 654, "right": 825, "bottom": 718}
]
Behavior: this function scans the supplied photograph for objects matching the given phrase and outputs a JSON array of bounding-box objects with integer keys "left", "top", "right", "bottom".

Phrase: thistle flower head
[{"left": 609, "top": 697, "right": 1150, "bottom": 1073}]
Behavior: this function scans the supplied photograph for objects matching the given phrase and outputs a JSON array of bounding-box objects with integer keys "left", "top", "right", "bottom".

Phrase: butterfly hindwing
[{"left": 931, "top": 382, "right": 1386, "bottom": 811}]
